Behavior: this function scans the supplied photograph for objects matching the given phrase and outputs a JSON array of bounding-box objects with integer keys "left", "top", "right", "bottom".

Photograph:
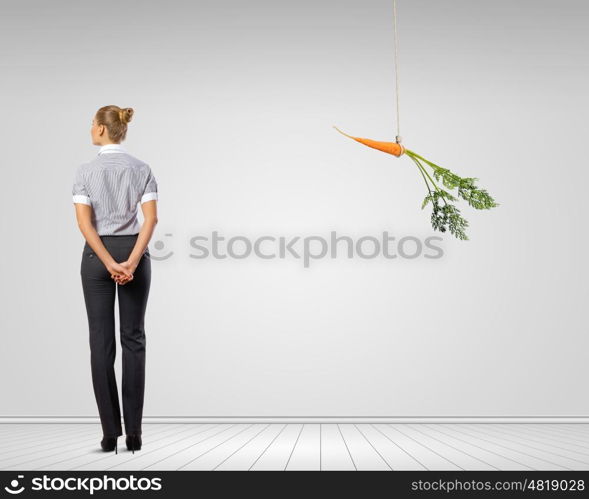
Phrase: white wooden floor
[{"left": 1, "top": 423, "right": 588, "bottom": 471}]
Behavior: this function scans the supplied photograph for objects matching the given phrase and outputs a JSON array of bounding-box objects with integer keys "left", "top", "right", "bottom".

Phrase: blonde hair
[{"left": 95, "top": 105, "right": 134, "bottom": 143}]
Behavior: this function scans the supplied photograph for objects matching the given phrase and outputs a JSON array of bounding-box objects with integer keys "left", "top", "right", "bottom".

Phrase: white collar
[{"left": 98, "top": 143, "right": 127, "bottom": 155}]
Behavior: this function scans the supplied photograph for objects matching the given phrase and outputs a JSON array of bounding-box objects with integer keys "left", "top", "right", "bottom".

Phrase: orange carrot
[{"left": 333, "top": 126, "right": 405, "bottom": 157}]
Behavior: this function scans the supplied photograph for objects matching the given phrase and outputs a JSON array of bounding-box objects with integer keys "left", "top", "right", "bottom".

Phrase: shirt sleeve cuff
[
  {"left": 141, "top": 191, "right": 158, "bottom": 204},
  {"left": 73, "top": 194, "right": 91, "bottom": 205}
]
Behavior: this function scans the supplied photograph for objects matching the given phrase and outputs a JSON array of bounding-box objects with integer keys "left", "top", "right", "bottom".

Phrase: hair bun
[{"left": 119, "top": 107, "right": 134, "bottom": 124}]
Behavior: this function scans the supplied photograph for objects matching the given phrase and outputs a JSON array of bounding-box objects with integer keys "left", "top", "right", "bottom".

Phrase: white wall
[{"left": 0, "top": 0, "right": 587, "bottom": 416}]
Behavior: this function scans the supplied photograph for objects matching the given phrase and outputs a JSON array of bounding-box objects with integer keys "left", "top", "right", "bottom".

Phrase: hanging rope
[{"left": 393, "top": 0, "right": 401, "bottom": 144}]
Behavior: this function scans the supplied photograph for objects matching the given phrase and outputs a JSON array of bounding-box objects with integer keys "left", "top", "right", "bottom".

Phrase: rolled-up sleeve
[
  {"left": 140, "top": 166, "right": 158, "bottom": 204},
  {"left": 72, "top": 165, "right": 91, "bottom": 205}
]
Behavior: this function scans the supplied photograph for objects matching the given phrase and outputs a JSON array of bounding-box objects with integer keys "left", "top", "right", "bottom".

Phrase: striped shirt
[{"left": 72, "top": 143, "right": 158, "bottom": 235}]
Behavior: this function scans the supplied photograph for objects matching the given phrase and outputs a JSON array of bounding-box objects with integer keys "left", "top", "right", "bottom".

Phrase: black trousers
[{"left": 80, "top": 234, "right": 151, "bottom": 438}]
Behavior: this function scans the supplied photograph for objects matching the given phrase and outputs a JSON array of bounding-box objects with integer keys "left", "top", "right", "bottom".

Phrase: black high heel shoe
[
  {"left": 126, "top": 434, "right": 142, "bottom": 454},
  {"left": 100, "top": 436, "right": 118, "bottom": 454}
]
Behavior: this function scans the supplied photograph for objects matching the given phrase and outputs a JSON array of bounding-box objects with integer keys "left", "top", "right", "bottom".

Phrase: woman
[{"left": 72, "top": 105, "right": 158, "bottom": 454}]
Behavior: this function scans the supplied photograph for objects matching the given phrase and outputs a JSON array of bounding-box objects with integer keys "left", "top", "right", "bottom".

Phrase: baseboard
[{"left": 1, "top": 416, "right": 588, "bottom": 424}]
